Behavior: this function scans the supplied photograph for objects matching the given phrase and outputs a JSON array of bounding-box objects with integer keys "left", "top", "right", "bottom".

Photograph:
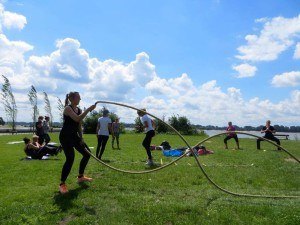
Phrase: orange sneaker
[
  {"left": 59, "top": 183, "right": 68, "bottom": 194},
  {"left": 77, "top": 176, "right": 93, "bottom": 183}
]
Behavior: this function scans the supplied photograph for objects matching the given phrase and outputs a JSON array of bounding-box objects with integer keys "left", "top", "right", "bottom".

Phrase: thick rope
[{"left": 85, "top": 100, "right": 300, "bottom": 198}]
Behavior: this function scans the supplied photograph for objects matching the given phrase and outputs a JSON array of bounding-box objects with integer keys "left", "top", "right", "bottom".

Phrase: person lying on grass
[{"left": 23, "top": 137, "right": 61, "bottom": 159}]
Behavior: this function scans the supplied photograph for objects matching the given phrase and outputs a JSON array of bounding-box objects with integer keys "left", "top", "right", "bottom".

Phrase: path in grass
[{"left": 0, "top": 133, "right": 299, "bottom": 225}]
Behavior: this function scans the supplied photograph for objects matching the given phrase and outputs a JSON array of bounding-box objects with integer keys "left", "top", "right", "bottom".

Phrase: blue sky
[{"left": 0, "top": 0, "right": 300, "bottom": 126}]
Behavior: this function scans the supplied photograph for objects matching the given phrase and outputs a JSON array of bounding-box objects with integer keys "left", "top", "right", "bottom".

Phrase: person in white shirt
[
  {"left": 137, "top": 109, "right": 156, "bottom": 166},
  {"left": 96, "top": 108, "right": 112, "bottom": 160}
]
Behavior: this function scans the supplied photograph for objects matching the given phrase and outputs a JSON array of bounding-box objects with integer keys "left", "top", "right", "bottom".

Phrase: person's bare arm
[{"left": 28, "top": 143, "right": 40, "bottom": 151}]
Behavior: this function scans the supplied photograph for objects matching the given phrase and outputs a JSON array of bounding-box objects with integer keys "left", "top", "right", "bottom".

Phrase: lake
[{"left": 204, "top": 130, "right": 300, "bottom": 141}]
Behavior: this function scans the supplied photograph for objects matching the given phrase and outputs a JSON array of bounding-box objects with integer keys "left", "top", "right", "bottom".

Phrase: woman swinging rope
[{"left": 59, "top": 92, "right": 97, "bottom": 194}]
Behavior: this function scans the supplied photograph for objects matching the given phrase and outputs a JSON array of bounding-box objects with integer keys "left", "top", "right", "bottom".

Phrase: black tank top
[{"left": 60, "top": 105, "right": 82, "bottom": 136}]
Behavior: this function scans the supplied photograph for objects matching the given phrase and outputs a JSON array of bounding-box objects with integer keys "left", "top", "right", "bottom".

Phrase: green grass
[{"left": 0, "top": 132, "right": 299, "bottom": 225}]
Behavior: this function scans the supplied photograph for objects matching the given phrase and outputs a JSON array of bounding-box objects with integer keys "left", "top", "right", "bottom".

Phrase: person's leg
[
  {"left": 96, "top": 135, "right": 103, "bottom": 158},
  {"left": 142, "top": 130, "right": 155, "bottom": 160},
  {"left": 224, "top": 136, "right": 230, "bottom": 149},
  {"left": 99, "top": 135, "right": 109, "bottom": 159},
  {"left": 269, "top": 136, "right": 281, "bottom": 150},
  {"left": 116, "top": 133, "right": 120, "bottom": 149},
  {"left": 74, "top": 142, "right": 91, "bottom": 176},
  {"left": 233, "top": 135, "right": 240, "bottom": 149},
  {"left": 257, "top": 138, "right": 263, "bottom": 149},
  {"left": 39, "top": 145, "right": 57, "bottom": 155},
  {"left": 60, "top": 144, "right": 75, "bottom": 183},
  {"left": 38, "top": 135, "right": 44, "bottom": 145},
  {"left": 112, "top": 134, "right": 115, "bottom": 149},
  {"left": 45, "top": 134, "right": 51, "bottom": 145}
]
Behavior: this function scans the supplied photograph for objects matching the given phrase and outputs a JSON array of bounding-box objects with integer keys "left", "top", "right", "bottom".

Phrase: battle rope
[{"left": 84, "top": 100, "right": 300, "bottom": 199}]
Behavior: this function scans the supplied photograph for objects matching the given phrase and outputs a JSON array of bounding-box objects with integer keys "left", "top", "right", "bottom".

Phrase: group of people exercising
[
  {"left": 22, "top": 91, "right": 282, "bottom": 195},
  {"left": 224, "top": 120, "right": 281, "bottom": 151}
]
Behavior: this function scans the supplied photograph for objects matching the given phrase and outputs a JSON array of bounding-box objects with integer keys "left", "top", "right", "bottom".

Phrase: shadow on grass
[
  {"left": 53, "top": 183, "right": 90, "bottom": 212},
  {"left": 20, "top": 157, "right": 60, "bottom": 161}
]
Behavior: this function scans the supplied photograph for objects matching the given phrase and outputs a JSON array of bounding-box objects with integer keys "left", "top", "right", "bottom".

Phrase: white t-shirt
[
  {"left": 140, "top": 114, "right": 154, "bottom": 132},
  {"left": 97, "top": 117, "right": 112, "bottom": 136}
]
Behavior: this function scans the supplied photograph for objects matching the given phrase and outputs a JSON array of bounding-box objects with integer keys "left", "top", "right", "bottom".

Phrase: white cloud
[
  {"left": 145, "top": 73, "right": 195, "bottom": 96},
  {"left": 0, "top": 3, "right": 27, "bottom": 32},
  {"left": 236, "top": 15, "right": 300, "bottom": 61},
  {"left": 0, "top": 3, "right": 299, "bottom": 126},
  {"left": 294, "top": 42, "right": 300, "bottom": 59},
  {"left": 271, "top": 71, "right": 300, "bottom": 87},
  {"left": 232, "top": 63, "right": 257, "bottom": 78}
]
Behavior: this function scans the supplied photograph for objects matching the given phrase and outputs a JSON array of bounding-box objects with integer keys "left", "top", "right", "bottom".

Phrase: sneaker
[
  {"left": 59, "top": 183, "right": 68, "bottom": 194},
  {"left": 77, "top": 176, "right": 93, "bottom": 183},
  {"left": 145, "top": 159, "right": 155, "bottom": 166}
]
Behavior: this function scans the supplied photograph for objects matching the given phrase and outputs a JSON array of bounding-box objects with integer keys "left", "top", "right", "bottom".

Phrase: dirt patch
[
  {"left": 58, "top": 214, "right": 77, "bottom": 225},
  {"left": 285, "top": 158, "right": 298, "bottom": 163}
]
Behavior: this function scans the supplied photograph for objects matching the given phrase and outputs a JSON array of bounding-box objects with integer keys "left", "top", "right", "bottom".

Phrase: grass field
[{"left": 0, "top": 132, "right": 299, "bottom": 225}]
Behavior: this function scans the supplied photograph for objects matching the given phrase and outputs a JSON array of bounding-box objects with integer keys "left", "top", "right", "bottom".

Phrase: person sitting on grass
[
  {"left": 257, "top": 120, "right": 281, "bottom": 150},
  {"left": 23, "top": 137, "right": 61, "bottom": 159},
  {"left": 224, "top": 121, "right": 240, "bottom": 149},
  {"left": 137, "top": 108, "right": 156, "bottom": 166}
]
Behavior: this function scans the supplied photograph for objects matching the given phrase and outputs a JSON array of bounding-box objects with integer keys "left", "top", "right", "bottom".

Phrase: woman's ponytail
[{"left": 64, "top": 94, "right": 69, "bottom": 107}]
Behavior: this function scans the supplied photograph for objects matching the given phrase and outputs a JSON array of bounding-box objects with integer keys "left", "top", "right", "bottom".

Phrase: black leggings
[
  {"left": 60, "top": 136, "right": 90, "bottom": 183},
  {"left": 142, "top": 130, "right": 155, "bottom": 160},
  {"left": 96, "top": 135, "right": 109, "bottom": 159},
  {"left": 224, "top": 135, "right": 239, "bottom": 144},
  {"left": 257, "top": 136, "right": 281, "bottom": 150}
]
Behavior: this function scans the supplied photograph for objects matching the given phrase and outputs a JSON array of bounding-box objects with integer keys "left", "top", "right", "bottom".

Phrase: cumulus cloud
[
  {"left": 236, "top": 15, "right": 300, "bottom": 61},
  {"left": 0, "top": 3, "right": 299, "bottom": 125},
  {"left": 232, "top": 63, "right": 257, "bottom": 78},
  {"left": 145, "top": 73, "right": 195, "bottom": 96},
  {"left": 271, "top": 71, "right": 300, "bottom": 87},
  {"left": 0, "top": 3, "right": 27, "bottom": 32}
]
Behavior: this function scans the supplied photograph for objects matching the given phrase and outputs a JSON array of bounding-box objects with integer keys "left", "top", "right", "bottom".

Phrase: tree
[
  {"left": 1, "top": 75, "right": 17, "bottom": 131},
  {"left": 168, "top": 114, "right": 197, "bottom": 135},
  {"left": 28, "top": 85, "right": 39, "bottom": 131},
  {"left": 154, "top": 115, "right": 169, "bottom": 133},
  {"left": 134, "top": 116, "right": 144, "bottom": 133},
  {"left": 57, "top": 97, "right": 64, "bottom": 124},
  {"left": 0, "top": 117, "right": 5, "bottom": 125},
  {"left": 43, "top": 92, "right": 53, "bottom": 127}
]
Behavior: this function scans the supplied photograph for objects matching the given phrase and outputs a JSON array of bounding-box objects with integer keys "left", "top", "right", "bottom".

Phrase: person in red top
[{"left": 224, "top": 121, "right": 240, "bottom": 149}]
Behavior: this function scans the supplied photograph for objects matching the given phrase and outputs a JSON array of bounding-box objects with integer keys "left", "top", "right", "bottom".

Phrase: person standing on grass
[
  {"left": 43, "top": 116, "right": 51, "bottom": 144},
  {"left": 137, "top": 109, "right": 156, "bottom": 166},
  {"left": 257, "top": 120, "right": 281, "bottom": 150},
  {"left": 59, "top": 91, "right": 97, "bottom": 194},
  {"left": 224, "top": 121, "right": 240, "bottom": 149},
  {"left": 35, "top": 116, "right": 45, "bottom": 145},
  {"left": 112, "top": 118, "right": 121, "bottom": 150},
  {"left": 96, "top": 108, "right": 112, "bottom": 160}
]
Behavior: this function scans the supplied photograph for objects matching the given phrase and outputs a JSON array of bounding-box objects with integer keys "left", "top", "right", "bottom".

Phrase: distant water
[{"left": 204, "top": 130, "right": 300, "bottom": 141}]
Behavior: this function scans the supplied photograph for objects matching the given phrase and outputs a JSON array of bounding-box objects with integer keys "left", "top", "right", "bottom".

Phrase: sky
[{"left": 0, "top": 0, "right": 300, "bottom": 126}]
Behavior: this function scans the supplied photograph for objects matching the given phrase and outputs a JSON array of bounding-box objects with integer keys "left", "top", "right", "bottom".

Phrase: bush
[
  {"left": 168, "top": 115, "right": 198, "bottom": 135},
  {"left": 83, "top": 109, "right": 124, "bottom": 134}
]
